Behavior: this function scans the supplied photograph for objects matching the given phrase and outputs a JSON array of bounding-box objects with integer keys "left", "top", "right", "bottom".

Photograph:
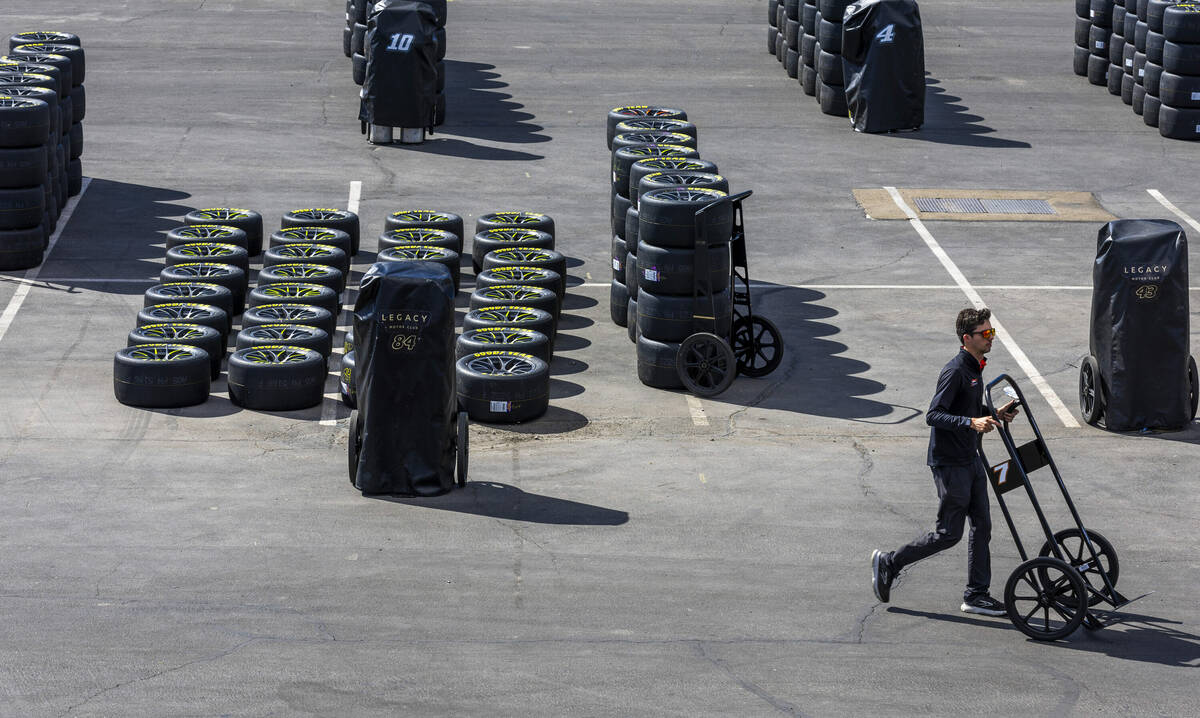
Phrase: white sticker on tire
[
  {"left": 642, "top": 268, "right": 660, "bottom": 282},
  {"left": 490, "top": 400, "right": 512, "bottom": 412},
  {"left": 1097, "top": 40, "right": 1106, "bottom": 49},
  {"left": 1192, "top": 92, "right": 1200, "bottom": 100}
]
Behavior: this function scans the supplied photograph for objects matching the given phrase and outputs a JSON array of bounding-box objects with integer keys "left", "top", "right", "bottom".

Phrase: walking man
[{"left": 872, "top": 307, "right": 1019, "bottom": 616}]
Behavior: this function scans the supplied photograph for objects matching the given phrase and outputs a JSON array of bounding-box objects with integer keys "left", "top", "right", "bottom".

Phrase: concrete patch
[{"left": 854, "top": 188, "right": 1118, "bottom": 222}]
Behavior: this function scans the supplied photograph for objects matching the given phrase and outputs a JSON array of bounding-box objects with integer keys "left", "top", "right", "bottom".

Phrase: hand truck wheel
[
  {"left": 1079, "top": 355, "right": 1103, "bottom": 425},
  {"left": 1003, "top": 556, "right": 1089, "bottom": 641},
  {"left": 676, "top": 332, "right": 737, "bottom": 397},
  {"left": 347, "top": 409, "right": 361, "bottom": 486},
  {"left": 1188, "top": 355, "right": 1198, "bottom": 421},
  {"left": 731, "top": 315, "right": 783, "bottom": 378},
  {"left": 456, "top": 410, "right": 469, "bottom": 487},
  {"left": 1037, "top": 528, "right": 1118, "bottom": 606}
]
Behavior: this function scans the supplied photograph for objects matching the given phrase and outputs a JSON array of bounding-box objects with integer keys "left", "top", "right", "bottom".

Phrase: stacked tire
[
  {"left": 799, "top": 0, "right": 819, "bottom": 96},
  {"left": 7, "top": 33, "right": 85, "bottom": 199},
  {"left": 347, "top": 0, "right": 447, "bottom": 127},
  {"left": 813, "top": 0, "right": 850, "bottom": 116},
  {"left": 1075, "top": 0, "right": 1199, "bottom": 140}
]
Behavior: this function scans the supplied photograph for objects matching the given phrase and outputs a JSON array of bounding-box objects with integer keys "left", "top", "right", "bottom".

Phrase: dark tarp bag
[
  {"left": 352, "top": 260, "right": 457, "bottom": 495},
  {"left": 360, "top": 0, "right": 439, "bottom": 130},
  {"left": 1090, "top": 219, "right": 1191, "bottom": 431},
  {"left": 841, "top": 0, "right": 924, "bottom": 133}
]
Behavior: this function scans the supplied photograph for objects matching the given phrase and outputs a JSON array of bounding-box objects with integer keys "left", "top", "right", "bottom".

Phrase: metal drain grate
[{"left": 913, "top": 197, "right": 1057, "bottom": 215}]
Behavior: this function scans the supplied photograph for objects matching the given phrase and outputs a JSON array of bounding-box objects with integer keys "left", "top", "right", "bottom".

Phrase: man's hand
[
  {"left": 971, "top": 416, "right": 999, "bottom": 433},
  {"left": 997, "top": 400, "right": 1021, "bottom": 423}
]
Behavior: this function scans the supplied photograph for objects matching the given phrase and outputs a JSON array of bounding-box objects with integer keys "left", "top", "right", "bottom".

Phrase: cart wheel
[
  {"left": 731, "top": 315, "right": 783, "bottom": 378},
  {"left": 456, "top": 410, "right": 469, "bottom": 487},
  {"left": 348, "top": 409, "right": 361, "bottom": 487},
  {"left": 1038, "top": 528, "right": 1119, "bottom": 606},
  {"left": 1004, "top": 556, "right": 1088, "bottom": 641},
  {"left": 1188, "top": 355, "right": 1198, "bottom": 421},
  {"left": 1079, "top": 355, "right": 1103, "bottom": 425},
  {"left": 676, "top": 332, "right": 737, "bottom": 397}
]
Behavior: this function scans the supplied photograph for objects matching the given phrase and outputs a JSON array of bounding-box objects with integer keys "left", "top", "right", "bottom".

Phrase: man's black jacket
[{"left": 926, "top": 348, "right": 985, "bottom": 467}]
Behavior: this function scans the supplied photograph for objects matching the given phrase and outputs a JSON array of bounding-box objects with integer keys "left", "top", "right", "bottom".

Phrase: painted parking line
[
  {"left": 0, "top": 178, "right": 91, "bottom": 348},
  {"left": 884, "top": 186, "right": 1080, "bottom": 428},
  {"left": 686, "top": 394, "right": 709, "bottom": 426},
  {"left": 1147, "top": 189, "right": 1200, "bottom": 234}
]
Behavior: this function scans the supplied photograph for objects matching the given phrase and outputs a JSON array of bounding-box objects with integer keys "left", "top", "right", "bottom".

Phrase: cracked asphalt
[{"left": 0, "top": 0, "right": 1198, "bottom": 715}]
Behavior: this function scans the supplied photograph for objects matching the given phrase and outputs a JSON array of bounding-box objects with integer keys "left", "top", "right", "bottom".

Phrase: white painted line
[
  {"left": 577, "top": 282, "right": 1124, "bottom": 290},
  {"left": 885, "top": 186, "right": 1080, "bottom": 428},
  {"left": 1147, "top": 189, "right": 1200, "bottom": 234},
  {"left": 0, "top": 277, "right": 157, "bottom": 284},
  {"left": 347, "top": 180, "right": 362, "bottom": 215},
  {"left": 0, "top": 178, "right": 90, "bottom": 348},
  {"left": 686, "top": 394, "right": 709, "bottom": 426}
]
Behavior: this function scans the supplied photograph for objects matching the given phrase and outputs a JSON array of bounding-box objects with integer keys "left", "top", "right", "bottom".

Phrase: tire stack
[
  {"left": 1076, "top": 1, "right": 1200, "bottom": 140},
  {"left": 766, "top": 0, "right": 846, "bottom": 113},
  {"left": 813, "top": 0, "right": 850, "bottom": 116},
  {"left": 345, "top": 0, "right": 447, "bottom": 127},
  {"left": 7, "top": 33, "right": 85, "bottom": 199},
  {"left": 799, "top": 0, "right": 819, "bottom": 96},
  {"left": 458, "top": 211, "right": 561, "bottom": 423}
]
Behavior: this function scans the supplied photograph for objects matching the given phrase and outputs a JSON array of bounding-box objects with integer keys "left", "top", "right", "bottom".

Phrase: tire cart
[
  {"left": 981, "top": 375, "right": 1150, "bottom": 641},
  {"left": 1078, "top": 219, "right": 1197, "bottom": 429},
  {"left": 675, "top": 190, "right": 784, "bottom": 396},
  {"left": 347, "top": 261, "right": 467, "bottom": 494}
]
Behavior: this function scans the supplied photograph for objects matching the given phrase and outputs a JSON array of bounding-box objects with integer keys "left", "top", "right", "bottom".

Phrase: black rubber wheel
[
  {"left": 128, "top": 323, "right": 224, "bottom": 380},
  {"left": 786, "top": 19, "right": 801, "bottom": 50},
  {"left": 376, "top": 245, "right": 460, "bottom": 292},
  {"left": 281, "top": 208, "right": 360, "bottom": 255},
  {"left": 352, "top": 52, "right": 365, "bottom": 86},
  {"left": 1079, "top": 355, "right": 1104, "bottom": 424},
  {"left": 342, "top": 24, "right": 352, "bottom": 58},
  {"left": 613, "top": 193, "right": 632, "bottom": 237},
  {"left": 379, "top": 227, "right": 460, "bottom": 254},
  {"left": 165, "top": 242, "right": 249, "bottom": 272},
  {"left": 462, "top": 306, "right": 556, "bottom": 348},
  {"left": 143, "top": 282, "right": 234, "bottom": 328},
  {"left": 242, "top": 303, "right": 336, "bottom": 337},
  {"left": 228, "top": 345, "right": 326, "bottom": 411},
  {"left": 165, "top": 224, "right": 248, "bottom": 250},
  {"left": 247, "top": 282, "right": 340, "bottom": 317},
  {"left": 628, "top": 157, "right": 718, "bottom": 202},
  {"left": 1146, "top": 30, "right": 1165, "bottom": 63},
  {"left": 1077, "top": 16, "right": 1095, "bottom": 46},
  {"left": 606, "top": 105, "right": 688, "bottom": 149},
  {"left": 612, "top": 131, "right": 696, "bottom": 154},
  {"left": 9, "top": 31, "right": 81, "bottom": 51},
  {"left": 638, "top": 187, "right": 732, "bottom": 250},
  {"left": 0, "top": 85, "right": 59, "bottom": 141},
  {"left": 627, "top": 298, "right": 639, "bottom": 344},
  {"left": 1144, "top": 60, "right": 1164, "bottom": 94},
  {"left": 351, "top": 22, "right": 366, "bottom": 55},
  {"left": 263, "top": 243, "right": 349, "bottom": 276},
  {"left": 1133, "top": 82, "right": 1146, "bottom": 114},
  {"left": 0, "top": 145, "right": 47, "bottom": 187},
  {"left": 339, "top": 350, "right": 356, "bottom": 409},
  {"left": 1159, "top": 104, "right": 1200, "bottom": 139},
  {"left": 455, "top": 351, "right": 550, "bottom": 423},
  {"left": 137, "top": 302, "right": 228, "bottom": 341},
  {"left": 0, "top": 71, "right": 59, "bottom": 102},
  {"left": 269, "top": 226, "right": 352, "bottom": 258},
  {"left": 469, "top": 284, "right": 558, "bottom": 320},
  {"left": 611, "top": 236, "right": 627, "bottom": 282},
  {"left": 114, "top": 344, "right": 211, "bottom": 408},
  {"left": 236, "top": 323, "right": 332, "bottom": 359},
  {"left": 471, "top": 227, "right": 554, "bottom": 274},
  {"left": 456, "top": 326, "right": 551, "bottom": 364},
  {"left": 635, "top": 171, "right": 728, "bottom": 209},
  {"left": 1162, "top": 2, "right": 1200, "bottom": 41},
  {"left": 66, "top": 157, "right": 80, "bottom": 196},
  {"left": 1038, "top": 528, "right": 1119, "bottom": 606},
  {"left": 610, "top": 279, "right": 630, "bottom": 327},
  {"left": 384, "top": 210, "right": 464, "bottom": 248},
  {"left": 625, "top": 250, "right": 639, "bottom": 300},
  {"left": 1143, "top": 93, "right": 1162, "bottom": 126},
  {"left": 614, "top": 118, "right": 698, "bottom": 147},
  {"left": 732, "top": 316, "right": 784, "bottom": 378},
  {"left": 68, "top": 120, "right": 81, "bottom": 157},
  {"left": 1158, "top": 71, "right": 1200, "bottom": 107},
  {"left": 348, "top": 409, "right": 360, "bottom": 485},
  {"left": 257, "top": 262, "right": 345, "bottom": 294},
  {"left": 11, "top": 43, "right": 83, "bottom": 85},
  {"left": 1188, "top": 355, "right": 1198, "bottom": 420},
  {"left": 342, "top": 325, "right": 355, "bottom": 355},
  {"left": 0, "top": 224, "right": 42, "bottom": 270},
  {"left": 1004, "top": 557, "right": 1089, "bottom": 641},
  {"left": 637, "top": 288, "right": 732, "bottom": 343},
  {"left": 476, "top": 266, "right": 563, "bottom": 309},
  {"left": 159, "top": 262, "right": 247, "bottom": 314},
  {"left": 801, "top": 63, "right": 818, "bottom": 95},
  {"left": 1162, "top": 39, "right": 1200, "bottom": 74},
  {"left": 480, "top": 247, "right": 567, "bottom": 297},
  {"left": 455, "top": 411, "right": 469, "bottom": 487},
  {"left": 0, "top": 185, "right": 44, "bottom": 229},
  {"left": 184, "top": 208, "right": 263, "bottom": 256},
  {"left": 636, "top": 335, "right": 682, "bottom": 389},
  {"left": 1107, "top": 63, "right": 1124, "bottom": 94},
  {"left": 677, "top": 332, "right": 737, "bottom": 397},
  {"left": 612, "top": 144, "right": 700, "bottom": 203},
  {"left": 635, "top": 240, "right": 730, "bottom": 296}
]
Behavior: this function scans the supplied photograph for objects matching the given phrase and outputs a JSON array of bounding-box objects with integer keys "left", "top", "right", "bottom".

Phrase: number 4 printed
[{"left": 876, "top": 23, "right": 896, "bottom": 44}]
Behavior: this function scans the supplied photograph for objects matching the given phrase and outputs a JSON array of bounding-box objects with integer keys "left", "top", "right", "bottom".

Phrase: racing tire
[
  {"left": 269, "top": 226, "right": 352, "bottom": 258},
  {"left": 625, "top": 251, "right": 638, "bottom": 300},
  {"left": 1158, "top": 104, "right": 1200, "bottom": 139},
  {"left": 469, "top": 284, "right": 558, "bottom": 320},
  {"left": 143, "top": 282, "right": 234, "bottom": 327},
  {"left": 137, "top": 302, "right": 228, "bottom": 341},
  {"left": 638, "top": 187, "right": 732, "bottom": 249},
  {"left": 614, "top": 118, "right": 698, "bottom": 146},
  {"left": 8, "top": 31, "right": 81, "bottom": 51},
  {"left": 0, "top": 185, "right": 44, "bottom": 229},
  {"left": 475, "top": 266, "right": 562, "bottom": 311},
  {"left": 1143, "top": 93, "right": 1161, "bottom": 125},
  {"left": 1162, "top": 39, "right": 1200, "bottom": 74},
  {"left": 184, "top": 208, "right": 263, "bottom": 256},
  {"left": 66, "top": 157, "right": 80, "bottom": 196},
  {"left": 456, "top": 326, "right": 551, "bottom": 364},
  {"left": 1158, "top": 71, "right": 1200, "bottom": 107},
  {"left": 606, "top": 105, "right": 688, "bottom": 149},
  {"left": 635, "top": 171, "right": 728, "bottom": 208},
  {"left": 241, "top": 303, "right": 336, "bottom": 337},
  {"left": 256, "top": 262, "right": 346, "bottom": 294},
  {"left": 263, "top": 243, "right": 350, "bottom": 277},
  {"left": 378, "top": 227, "right": 460, "bottom": 254},
  {"left": 227, "top": 345, "right": 326, "bottom": 411},
  {"left": 340, "top": 350, "right": 356, "bottom": 409},
  {"left": 247, "top": 282, "right": 340, "bottom": 317},
  {"left": 158, "top": 262, "right": 246, "bottom": 315},
  {"left": 637, "top": 288, "right": 732, "bottom": 343},
  {"left": 456, "top": 351, "right": 550, "bottom": 423},
  {"left": 128, "top": 322, "right": 224, "bottom": 380},
  {"left": 166, "top": 224, "right": 248, "bottom": 250},
  {"left": 462, "top": 305, "right": 556, "bottom": 348},
  {"left": 628, "top": 157, "right": 718, "bottom": 202},
  {"left": 802, "top": 63, "right": 818, "bottom": 95},
  {"left": 636, "top": 240, "right": 731, "bottom": 296},
  {"left": 0, "top": 145, "right": 47, "bottom": 187},
  {"left": 281, "top": 208, "right": 360, "bottom": 255},
  {"left": 0, "top": 224, "right": 42, "bottom": 270},
  {"left": 1162, "top": 3, "right": 1200, "bottom": 41},
  {"left": 114, "top": 344, "right": 211, "bottom": 408},
  {"left": 165, "top": 242, "right": 249, "bottom": 273},
  {"left": 480, "top": 247, "right": 567, "bottom": 296},
  {"left": 612, "top": 144, "right": 700, "bottom": 205},
  {"left": 636, "top": 335, "right": 684, "bottom": 389},
  {"left": 612, "top": 235, "right": 627, "bottom": 282},
  {"left": 11, "top": 43, "right": 84, "bottom": 85},
  {"left": 471, "top": 227, "right": 554, "bottom": 274},
  {"left": 376, "top": 245, "right": 461, "bottom": 292},
  {"left": 0, "top": 96, "right": 50, "bottom": 148},
  {"left": 610, "top": 279, "right": 629, "bottom": 326},
  {"left": 627, "top": 298, "right": 639, "bottom": 343},
  {"left": 236, "top": 323, "right": 332, "bottom": 359}
]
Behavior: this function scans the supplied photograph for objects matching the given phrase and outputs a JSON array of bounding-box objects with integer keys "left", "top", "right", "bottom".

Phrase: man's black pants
[{"left": 891, "top": 462, "right": 992, "bottom": 601}]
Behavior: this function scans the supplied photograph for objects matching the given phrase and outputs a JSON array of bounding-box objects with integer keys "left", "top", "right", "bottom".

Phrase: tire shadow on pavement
[
  {"left": 370, "top": 480, "right": 628, "bottom": 525},
  {"left": 876, "top": 76, "right": 1032, "bottom": 149}
]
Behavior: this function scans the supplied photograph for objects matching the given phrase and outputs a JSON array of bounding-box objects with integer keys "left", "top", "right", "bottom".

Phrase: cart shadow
[
  {"left": 878, "top": 76, "right": 1032, "bottom": 149},
  {"left": 370, "top": 480, "right": 627, "bottom": 525},
  {"left": 886, "top": 606, "right": 1200, "bottom": 666},
  {"left": 700, "top": 284, "right": 921, "bottom": 422},
  {"left": 475, "top": 404, "right": 589, "bottom": 435}
]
